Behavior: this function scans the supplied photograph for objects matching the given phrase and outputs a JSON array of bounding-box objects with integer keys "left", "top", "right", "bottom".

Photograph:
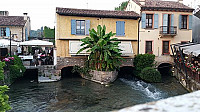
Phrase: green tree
[
  {"left": 43, "top": 26, "right": 55, "bottom": 38},
  {"left": 0, "top": 61, "right": 11, "bottom": 112},
  {"left": 115, "top": 1, "right": 128, "bottom": 11},
  {"left": 77, "top": 25, "right": 123, "bottom": 71}
]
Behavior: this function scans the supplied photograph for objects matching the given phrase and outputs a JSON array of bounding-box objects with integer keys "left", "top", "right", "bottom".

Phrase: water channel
[{"left": 8, "top": 72, "right": 188, "bottom": 112}]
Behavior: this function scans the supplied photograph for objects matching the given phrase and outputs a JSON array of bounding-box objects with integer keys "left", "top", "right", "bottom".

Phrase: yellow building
[{"left": 55, "top": 7, "right": 140, "bottom": 68}]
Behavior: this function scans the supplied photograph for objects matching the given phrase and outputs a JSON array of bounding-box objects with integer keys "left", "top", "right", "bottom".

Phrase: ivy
[{"left": 115, "top": 1, "right": 128, "bottom": 11}]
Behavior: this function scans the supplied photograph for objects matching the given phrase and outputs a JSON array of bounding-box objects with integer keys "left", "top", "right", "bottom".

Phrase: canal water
[{"left": 8, "top": 76, "right": 187, "bottom": 112}]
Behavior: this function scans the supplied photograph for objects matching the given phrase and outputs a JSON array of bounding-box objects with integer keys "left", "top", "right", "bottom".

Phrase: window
[
  {"left": 163, "top": 41, "right": 169, "bottom": 54},
  {"left": 146, "top": 14, "right": 153, "bottom": 28},
  {"left": 0, "top": 27, "right": 6, "bottom": 36},
  {"left": 181, "top": 15, "right": 187, "bottom": 29},
  {"left": 145, "top": 41, "right": 153, "bottom": 54},
  {"left": 76, "top": 20, "right": 85, "bottom": 35}
]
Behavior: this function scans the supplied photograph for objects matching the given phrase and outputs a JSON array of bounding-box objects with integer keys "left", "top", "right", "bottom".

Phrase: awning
[
  {"left": 19, "top": 40, "right": 53, "bottom": 46},
  {"left": 0, "top": 39, "right": 19, "bottom": 47},
  {"left": 181, "top": 44, "right": 200, "bottom": 56}
]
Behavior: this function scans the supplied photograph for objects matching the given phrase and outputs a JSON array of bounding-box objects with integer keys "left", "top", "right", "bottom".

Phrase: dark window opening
[
  {"left": 163, "top": 41, "right": 169, "bottom": 54},
  {"left": 146, "top": 14, "right": 153, "bottom": 28},
  {"left": 181, "top": 15, "right": 187, "bottom": 29},
  {"left": 76, "top": 20, "right": 85, "bottom": 35},
  {"left": 1, "top": 27, "right": 6, "bottom": 36},
  {"left": 145, "top": 41, "right": 153, "bottom": 54}
]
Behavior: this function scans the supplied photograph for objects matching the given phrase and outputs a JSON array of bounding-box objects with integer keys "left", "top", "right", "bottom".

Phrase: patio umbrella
[{"left": 19, "top": 40, "right": 53, "bottom": 46}]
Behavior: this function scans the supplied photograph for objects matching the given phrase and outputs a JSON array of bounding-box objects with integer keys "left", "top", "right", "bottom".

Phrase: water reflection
[{"left": 8, "top": 76, "right": 188, "bottom": 112}]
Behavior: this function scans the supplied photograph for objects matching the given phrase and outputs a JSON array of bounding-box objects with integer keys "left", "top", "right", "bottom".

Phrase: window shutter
[
  {"left": 85, "top": 20, "right": 90, "bottom": 35},
  {"left": 179, "top": 15, "right": 182, "bottom": 29},
  {"left": 189, "top": 15, "right": 192, "bottom": 30},
  {"left": 116, "top": 21, "right": 125, "bottom": 36},
  {"left": 171, "top": 14, "right": 174, "bottom": 32},
  {"left": 0, "top": 28, "right": 1, "bottom": 36},
  {"left": 121, "top": 21, "right": 125, "bottom": 36},
  {"left": 141, "top": 13, "right": 146, "bottom": 29},
  {"left": 163, "top": 14, "right": 168, "bottom": 33},
  {"left": 154, "top": 14, "right": 159, "bottom": 29},
  {"left": 71, "top": 19, "right": 76, "bottom": 35},
  {"left": 6, "top": 27, "right": 10, "bottom": 37},
  {"left": 116, "top": 21, "right": 120, "bottom": 36},
  {"left": 25, "top": 28, "right": 28, "bottom": 40}
]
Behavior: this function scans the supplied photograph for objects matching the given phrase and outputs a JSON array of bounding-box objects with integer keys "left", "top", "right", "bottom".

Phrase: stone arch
[
  {"left": 118, "top": 66, "right": 134, "bottom": 79},
  {"left": 157, "top": 62, "right": 173, "bottom": 76},
  {"left": 61, "top": 66, "right": 81, "bottom": 78}
]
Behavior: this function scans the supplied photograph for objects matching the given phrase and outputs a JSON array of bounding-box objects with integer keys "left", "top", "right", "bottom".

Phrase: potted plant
[{"left": 77, "top": 25, "right": 123, "bottom": 84}]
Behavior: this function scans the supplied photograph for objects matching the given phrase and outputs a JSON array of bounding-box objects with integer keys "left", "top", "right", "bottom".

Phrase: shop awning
[{"left": 19, "top": 40, "right": 53, "bottom": 46}]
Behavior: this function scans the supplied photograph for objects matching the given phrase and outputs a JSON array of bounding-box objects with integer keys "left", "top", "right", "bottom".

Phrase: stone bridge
[
  {"left": 155, "top": 55, "right": 174, "bottom": 67},
  {"left": 56, "top": 57, "right": 134, "bottom": 70}
]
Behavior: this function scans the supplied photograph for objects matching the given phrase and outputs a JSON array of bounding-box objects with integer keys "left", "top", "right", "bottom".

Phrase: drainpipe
[{"left": 138, "top": 18, "right": 141, "bottom": 55}]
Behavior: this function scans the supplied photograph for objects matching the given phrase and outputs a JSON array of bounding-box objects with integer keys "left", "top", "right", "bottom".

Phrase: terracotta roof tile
[
  {"left": 132, "top": 0, "right": 194, "bottom": 12},
  {"left": 0, "top": 16, "right": 26, "bottom": 26},
  {"left": 56, "top": 7, "right": 140, "bottom": 19}
]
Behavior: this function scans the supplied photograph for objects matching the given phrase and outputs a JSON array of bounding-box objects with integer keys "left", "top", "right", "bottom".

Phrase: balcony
[{"left": 159, "top": 26, "right": 177, "bottom": 36}]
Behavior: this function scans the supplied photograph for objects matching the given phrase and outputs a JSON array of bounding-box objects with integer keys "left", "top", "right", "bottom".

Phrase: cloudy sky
[{"left": 0, "top": 0, "right": 192, "bottom": 30}]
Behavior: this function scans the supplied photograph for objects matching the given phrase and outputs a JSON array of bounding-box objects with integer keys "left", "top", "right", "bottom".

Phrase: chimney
[
  {"left": 139, "top": 0, "right": 146, "bottom": 5},
  {"left": 178, "top": 0, "right": 183, "bottom": 4},
  {"left": 23, "top": 13, "right": 28, "bottom": 20}
]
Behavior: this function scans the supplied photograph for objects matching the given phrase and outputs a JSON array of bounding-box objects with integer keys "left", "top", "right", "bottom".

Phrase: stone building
[
  {"left": 55, "top": 7, "right": 140, "bottom": 69},
  {"left": 0, "top": 12, "right": 31, "bottom": 42}
]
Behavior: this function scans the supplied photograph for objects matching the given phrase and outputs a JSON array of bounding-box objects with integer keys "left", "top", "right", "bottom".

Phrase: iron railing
[{"left": 160, "top": 26, "right": 177, "bottom": 35}]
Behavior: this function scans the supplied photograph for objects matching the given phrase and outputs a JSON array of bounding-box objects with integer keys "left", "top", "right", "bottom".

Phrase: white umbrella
[
  {"left": 20, "top": 40, "right": 53, "bottom": 46},
  {"left": 0, "top": 39, "right": 19, "bottom": 46}
]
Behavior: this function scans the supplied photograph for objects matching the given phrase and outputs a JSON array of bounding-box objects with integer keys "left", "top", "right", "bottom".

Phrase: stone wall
[
  {"left": 56, "top": 57, "right": 134, "bottom": 70},
  {"left": 38, "top": 65, "right": 61, "bottom": 77}
]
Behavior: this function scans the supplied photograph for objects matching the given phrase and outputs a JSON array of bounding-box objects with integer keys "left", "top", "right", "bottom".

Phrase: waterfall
[{"left": 120, "top": 78, "right": 162, "bottom": 100}]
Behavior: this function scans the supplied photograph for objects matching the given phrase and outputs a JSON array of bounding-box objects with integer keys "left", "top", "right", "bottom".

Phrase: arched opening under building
[
  {"left": 118, "top": 66, "right": 134, "bottom": 79},
  {"left": 61, "top": 66, "right": 81, "bottom": 78},
  {"left": 158, "top": 63, "right": 173, "bottom": 81},
  {"left": 23, "top": 69, "right": 38, "bottom": 82}
]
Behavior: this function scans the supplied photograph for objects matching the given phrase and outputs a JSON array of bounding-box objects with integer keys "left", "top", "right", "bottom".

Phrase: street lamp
[{"left": 9, "top": 33, "right": 17, "bottom": 56}]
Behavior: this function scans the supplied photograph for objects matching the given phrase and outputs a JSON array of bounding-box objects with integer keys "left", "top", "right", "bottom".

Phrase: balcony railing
[{"left": 160, "top": 26, "right": 177, "bottom": 36}]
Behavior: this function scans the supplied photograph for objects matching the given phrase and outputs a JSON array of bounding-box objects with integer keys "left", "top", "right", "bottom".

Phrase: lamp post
[{"left": 9, "top": 33, "right": 17, "bottom": 56}]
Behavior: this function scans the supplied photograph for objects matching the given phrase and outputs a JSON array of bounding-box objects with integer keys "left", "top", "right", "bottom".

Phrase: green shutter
[
  {"left": 142, "top": 13, "right": 146, "bottom": 29},
  {"left": 71, "top": 19, "right": 76, "bottom": 35},
  {"left": 171, "top": 14, "right": 174, "bottom": 32},
  {"left": 189, "top": 15, "right": 192, "bottom": 30},
  {"left": 154, "top": 14, "right": 159, "bottom": 29}
]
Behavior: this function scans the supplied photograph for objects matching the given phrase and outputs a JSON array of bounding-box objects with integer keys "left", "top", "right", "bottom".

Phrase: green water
[{"left": 8, "top": 76, "right": 188, "bottom": 112}]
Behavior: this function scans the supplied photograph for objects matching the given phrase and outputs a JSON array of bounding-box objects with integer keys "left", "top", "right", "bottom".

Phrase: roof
[
  {"left": 0, "top": 16, "right": 26, "bottom": 26},
  {"left": 56, "top": 7, "right": 140, "bottom": 19},
  {"left": 132, "top": 0, "right": 194, "bottom": 12}
]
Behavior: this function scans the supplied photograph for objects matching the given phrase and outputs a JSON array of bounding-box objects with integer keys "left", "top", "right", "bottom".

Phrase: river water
[{"left": 8, "top": 76, "right": 187, "bottom": 112}]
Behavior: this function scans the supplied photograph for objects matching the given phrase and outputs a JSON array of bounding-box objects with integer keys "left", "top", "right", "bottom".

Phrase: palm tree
[{"left": 77, "top": 25, "right": 123, "bottom": 71}]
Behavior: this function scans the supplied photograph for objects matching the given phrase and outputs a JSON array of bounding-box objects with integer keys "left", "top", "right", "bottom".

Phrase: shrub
[
  {"left": 134, "top": 54, "right": 155, "bottom": 76},
  {"left": 140, "top": 67, "right": 161, "bottom": 83},
  {"left": 13, "top": 55, "right": 26, "bottom": 73},
  {"left": 0, "top": 61, "right": 11, "bottom": 112}
]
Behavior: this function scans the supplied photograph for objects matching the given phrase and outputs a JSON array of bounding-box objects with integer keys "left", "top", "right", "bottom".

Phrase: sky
[{"left": 0, "top": 0, "right": 194, "bottom": 30}]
